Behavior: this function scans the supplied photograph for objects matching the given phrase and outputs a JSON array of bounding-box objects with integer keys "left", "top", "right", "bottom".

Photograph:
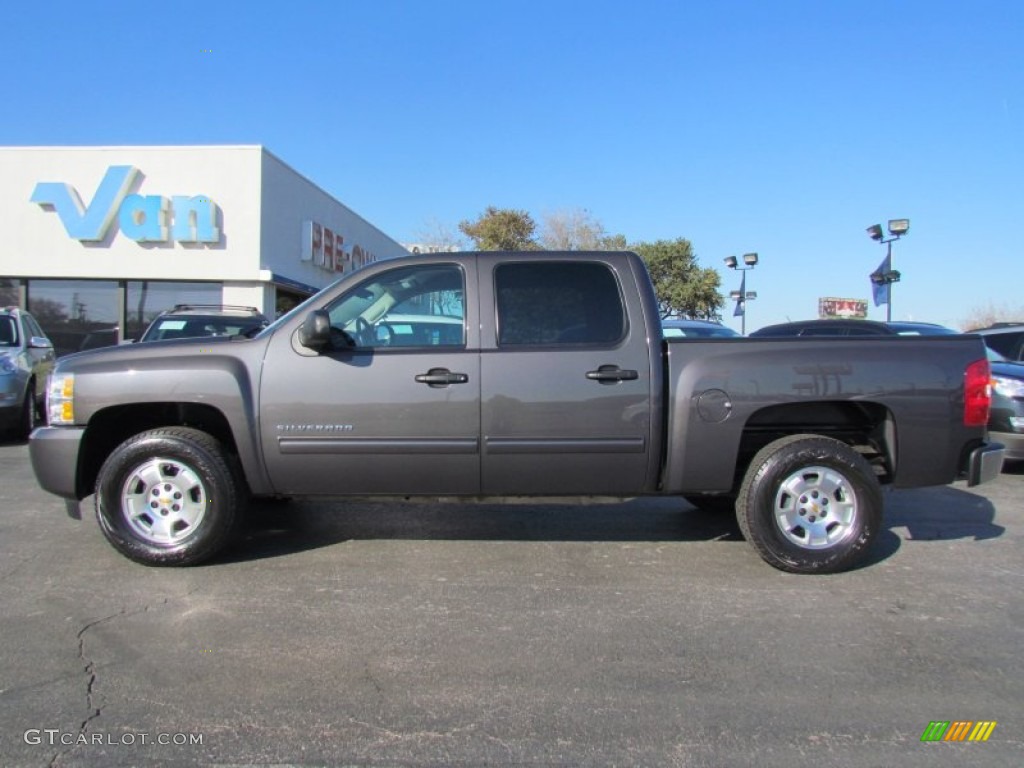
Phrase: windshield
[
  {"left": 0, "top": 316, "right": 18, "bottom": 347},
  {"left": 986, "top": 347, "right": 1008, "bottom": 363},
  {"left": 665, "top": 325, "right": 740, "bottom": 338},
  {"left": 140, "top": 315, "right": 266, "bottom": 342}
]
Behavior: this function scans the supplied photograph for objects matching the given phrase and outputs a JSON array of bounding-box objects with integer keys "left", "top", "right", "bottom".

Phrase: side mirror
[
  {"left": 297, "top": 310, "right": 331, "bottom": 351},
  {"left": 28, "top": 336, "right": 54, "bottom": 350}
]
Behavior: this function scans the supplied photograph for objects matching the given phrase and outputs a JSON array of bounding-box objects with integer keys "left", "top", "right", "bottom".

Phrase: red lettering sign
[{"left": 323, "top": 228, "right": 334, "bottom": 268}]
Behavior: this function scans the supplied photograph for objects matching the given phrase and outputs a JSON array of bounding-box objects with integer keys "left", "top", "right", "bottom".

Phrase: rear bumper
[
  {"left": 989, "top": 430, "right": 1024, "bottom": 462},
  {"left": 29, "top": 426, "right": 86, "bottom": 500},
  {"left": 966, "top": 441, "right": 1005, "bottom": 486}
]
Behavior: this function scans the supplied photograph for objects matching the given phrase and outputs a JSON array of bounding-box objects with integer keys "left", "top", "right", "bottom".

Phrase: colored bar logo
[{"left": 921, "top": 721, "right": 997, "bottom": 742}]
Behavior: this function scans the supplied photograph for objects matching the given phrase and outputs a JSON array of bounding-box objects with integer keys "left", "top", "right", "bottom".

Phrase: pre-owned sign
[
  {"left": 30, "top": 165, "right": 221, "bottom": 244},
  {"left": 301, "top": 220, "right": 378, "bottom": 273}
]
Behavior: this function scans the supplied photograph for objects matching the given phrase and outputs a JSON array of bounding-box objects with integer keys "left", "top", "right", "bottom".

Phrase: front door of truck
[
  {"left": 260, "top": 260, "right": 481, "bottom": 496},
  {"left": 478, "top": 258, "right": 654, "bottom": 495}
]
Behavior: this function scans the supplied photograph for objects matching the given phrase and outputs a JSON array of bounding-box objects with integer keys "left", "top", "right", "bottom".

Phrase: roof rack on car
[{"left": 170, "top": 304, "right": 261, "bottom": 313}]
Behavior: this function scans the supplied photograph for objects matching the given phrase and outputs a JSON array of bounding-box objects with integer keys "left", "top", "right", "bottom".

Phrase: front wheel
[
  {"left": 736, "top": 434, "right": 882, "bottom": 574},
  {"left": 95, "top": 427, "right": 243, "bottom": 566},
  {"left": 18, "top": 382, "right": 37, "bottom": 440}
]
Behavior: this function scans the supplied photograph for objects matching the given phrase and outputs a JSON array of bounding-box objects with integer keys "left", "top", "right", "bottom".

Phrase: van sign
[{"left": 30, "top": 165, "right": 221, "bottom": 244}]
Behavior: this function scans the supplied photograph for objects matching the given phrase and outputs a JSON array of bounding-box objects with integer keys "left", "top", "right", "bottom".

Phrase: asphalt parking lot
[{"left": 0, "top": 439, "right": 1021, "bottom": 767}]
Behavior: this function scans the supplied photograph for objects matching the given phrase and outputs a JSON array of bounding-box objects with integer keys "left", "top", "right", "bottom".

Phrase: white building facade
[{"left": 0, "top": 145, "right": 408, "bottom": 356}]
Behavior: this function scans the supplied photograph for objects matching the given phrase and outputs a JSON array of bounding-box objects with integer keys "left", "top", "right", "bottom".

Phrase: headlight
[
  {"left": 993, "top": 375, "right": 1024, "bottom": 398},
  {"left": 47, "top": 372, "right": 75, "bottom": 425}
]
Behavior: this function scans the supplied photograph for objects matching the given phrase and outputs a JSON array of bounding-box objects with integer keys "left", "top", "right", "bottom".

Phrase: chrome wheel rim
[
  {"left": 774, "top": 465, "right": 858, "bottom": 550},
  {"left": 120, "top": 458, "right": 208, "bottom": 545}
]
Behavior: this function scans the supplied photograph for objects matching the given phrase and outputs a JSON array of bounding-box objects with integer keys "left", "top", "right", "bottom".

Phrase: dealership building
[{"left": 0, "top": 145, "right": 409, "bottom": 356}]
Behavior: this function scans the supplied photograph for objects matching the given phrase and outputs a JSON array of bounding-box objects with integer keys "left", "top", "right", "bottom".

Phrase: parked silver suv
[
  {"left": 137, "top": 304, "right": 269, "bottom": 343},
  {"left": 0, "top": 307, "right": 55, "bottom": 439}
]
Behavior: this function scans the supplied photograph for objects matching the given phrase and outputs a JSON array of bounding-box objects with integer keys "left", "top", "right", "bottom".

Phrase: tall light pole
[
  {"left": 724, "top": 252, "right": 758, "bottom": 335},
  {"left": 867, "top": 219, "right": 909, "bottom": 323}
]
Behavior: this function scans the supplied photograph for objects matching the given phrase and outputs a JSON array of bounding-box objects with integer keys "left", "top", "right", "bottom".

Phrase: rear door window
[{"left": 495, "top": 262, "right": 625, "bottom": 346}]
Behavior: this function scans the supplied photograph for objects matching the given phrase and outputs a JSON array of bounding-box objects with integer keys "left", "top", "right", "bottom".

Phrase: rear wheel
[
  {"left": 95, "top": 427, "right": 243, "bottom": 566},
  {"left": 736, "top": 434, "right": 882, "bottom": 574}
]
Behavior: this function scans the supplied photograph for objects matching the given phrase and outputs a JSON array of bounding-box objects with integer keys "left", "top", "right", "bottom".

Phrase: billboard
[{"left": 819, "top": 297, "right": 868, "bottom": 319}]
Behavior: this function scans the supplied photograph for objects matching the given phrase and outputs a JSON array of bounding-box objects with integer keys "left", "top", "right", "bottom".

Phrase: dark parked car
[
  {"left": 137, "top": 304, "right": 269, "bottom": 342},
  {"left": 661, "top": 319, "right": 741, "bottom": 338},
  {"left": 749, "top": 319, "right": 958, "bottom": 337},
  {"left": 0, "top": 307, "right": 55, "bottom": 439},
  {"left": 988, "top": 348, "right": 1024, "bottom": 461},
  {"left": 972, "top": 323, "right": 1024, "bottom": 362}
]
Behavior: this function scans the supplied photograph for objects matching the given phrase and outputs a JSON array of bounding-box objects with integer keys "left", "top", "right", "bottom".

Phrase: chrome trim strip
[
  {"left": 484, "top": 437, "right": 646, "bottom": 454},
  {"left": 278, "top": 437, "right": 480, "bottom": 455}
]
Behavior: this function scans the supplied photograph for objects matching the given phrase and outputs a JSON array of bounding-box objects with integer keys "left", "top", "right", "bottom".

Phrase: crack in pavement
[{"left": 48, "top": 587, "right": 202, "bottom": 768}]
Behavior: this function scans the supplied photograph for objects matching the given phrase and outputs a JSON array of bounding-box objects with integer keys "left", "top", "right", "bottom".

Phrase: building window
[
  {"left": 0, "top": 279, "right": 18, "bottom": 307},
  {"left": 8, "top": 278, "right": 224, "bottom": 356},
  {"left": 28, "top": 279, "right": 119, "bottom": 358}
]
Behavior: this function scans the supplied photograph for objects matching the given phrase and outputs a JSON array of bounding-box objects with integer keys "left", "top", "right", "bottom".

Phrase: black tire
[
  {"left": 736, "top": 434, "right": 882, "bottom": 574},
  {"left": 18, "top": 381, "right": 37, "bottom": 440},
  {"left": 684, "top": 494, "right": 737, "bottom": 514},
  {"left": 95, "top": 427, "right": 243, "bottom": 566}
]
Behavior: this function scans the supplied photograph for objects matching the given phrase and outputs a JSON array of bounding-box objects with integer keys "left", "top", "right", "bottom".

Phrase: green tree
[
  {"left": 598, "top": 233, "right": 628, "bottom": 250},
  {"left": 631, "top": 238, "right": 723, "bottom": 320},
  {"left": 459, "top": 206, "right": 538, "bottom": 251}
]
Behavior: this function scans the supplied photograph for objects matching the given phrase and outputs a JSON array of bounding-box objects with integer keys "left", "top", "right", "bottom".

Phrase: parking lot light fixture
[
  {"left": 724, "top": 252, "right": 759, "bottom": 335},
  {"left": 867, "top": 218, "right": 909, "bottom": 322},
  {"left": 888, "top": 219, "right": 910, "bottom": 236}
]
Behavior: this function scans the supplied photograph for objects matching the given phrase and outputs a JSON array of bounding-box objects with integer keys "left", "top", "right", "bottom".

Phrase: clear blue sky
[{"left": 2, "top": 0, "right": 1020, "bottom": 331}]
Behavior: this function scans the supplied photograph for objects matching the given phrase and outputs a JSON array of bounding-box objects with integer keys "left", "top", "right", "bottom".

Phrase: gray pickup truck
[{"left": 29, "top": 251, "right": 1004, "bottom": 573}]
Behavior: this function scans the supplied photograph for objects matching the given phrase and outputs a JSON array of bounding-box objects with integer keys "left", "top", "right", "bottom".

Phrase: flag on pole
[
  {"left": 733, "top": 272, "right": 746, "bottom": 316},
  {"left": 870, "top": 254, "right": 891, "bottom": 307}
]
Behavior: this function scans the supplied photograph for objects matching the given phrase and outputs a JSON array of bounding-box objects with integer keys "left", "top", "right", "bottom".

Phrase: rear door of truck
[{"left": 477, "top": 254, "right": 656, "bottom": 495}]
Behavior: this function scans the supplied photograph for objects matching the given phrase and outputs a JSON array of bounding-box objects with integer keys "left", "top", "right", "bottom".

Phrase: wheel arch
[
  {"left": 77, "top": 402, "right": 257, "bottom": 499},
  {"left": 739, "top": 400, "right": 896, "bottom": 483},
  {"left": 669, "top": 399, "right": 896, "bottom": 496}
]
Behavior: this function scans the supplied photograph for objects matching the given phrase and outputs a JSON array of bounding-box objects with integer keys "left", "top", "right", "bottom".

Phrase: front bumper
[
  {"left": 29, "top": 426, "right": 86, "bottom": 500},
  {"left": 965, "top": 441, "right": 1005, "bottom": 486},
  {"left": 0, "top": 378, "right": 26, "bottom": 428},
  {"left": 0, "top": 402, "right": 21, "bottom": 429}
]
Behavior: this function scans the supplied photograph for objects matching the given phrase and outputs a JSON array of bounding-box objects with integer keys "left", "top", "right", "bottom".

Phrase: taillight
[{"left": 964, "top": 359, "right": 992, "bottom": 427}]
